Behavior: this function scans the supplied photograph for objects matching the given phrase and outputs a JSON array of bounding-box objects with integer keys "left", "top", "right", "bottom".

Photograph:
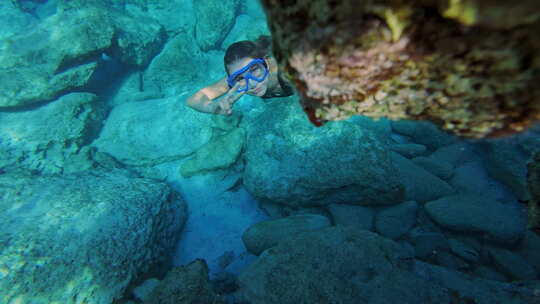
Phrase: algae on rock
[{"left": 260, "top": 0, "right": 540, "bottom": 138}]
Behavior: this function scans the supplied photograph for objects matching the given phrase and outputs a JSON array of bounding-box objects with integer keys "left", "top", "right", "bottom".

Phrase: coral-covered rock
[
  {"left": 260, "top": 0, "right": 540, "bottom": 138},
  {"left": 0, "top": 169, "right": 186, "bottom": 304}
]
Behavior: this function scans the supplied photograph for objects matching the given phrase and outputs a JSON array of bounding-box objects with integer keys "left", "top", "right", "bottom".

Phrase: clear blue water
[{"left": 0, "top": 1, "right": 539, "bottom": 303}]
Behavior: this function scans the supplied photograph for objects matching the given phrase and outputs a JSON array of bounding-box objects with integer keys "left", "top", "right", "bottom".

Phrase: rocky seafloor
[{"left": 1, "top": 1, "right": 540, "bottom": 304}]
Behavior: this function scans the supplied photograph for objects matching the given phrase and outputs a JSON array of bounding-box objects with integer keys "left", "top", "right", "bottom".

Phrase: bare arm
[{"left": 186, "top": 77, "right": 244, "bottom": 115}]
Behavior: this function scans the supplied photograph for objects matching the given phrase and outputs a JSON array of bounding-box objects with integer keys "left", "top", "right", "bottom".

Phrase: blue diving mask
[{"left": 227, "top": 58, "right": 269, "bottom": 93}]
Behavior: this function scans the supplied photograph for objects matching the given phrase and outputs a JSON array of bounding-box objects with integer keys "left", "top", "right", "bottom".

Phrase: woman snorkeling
[{"left": 186, "top": 35, "right": 294, "bottom": 115}]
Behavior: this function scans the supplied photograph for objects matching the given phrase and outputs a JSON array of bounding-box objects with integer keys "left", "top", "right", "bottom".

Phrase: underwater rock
[
  {"left": 144, "top": 31, "right": 208, "bottom": 95},
  {"left": 242, "top": 214, "right": 331, "bottom": 256},
  {"left": 425, "top": 193, "right": 527, "bottom": 244},
  {"left": 93, "top": 97, "right": 214, "bottom": 166},
  {"left": 237, "top": 226, "right": 536, "bottom": 303},
  {"left": 180, "top": 128, "right": 245, "bottom": 177},
  {"left": 389, "top": 143, "right": 427, "bottom": 158},
  {"left": 0, "top": 1, "right": 39, "bottom": 40},
  {"left": 487, "top": 246, "right": 537, "bottom": 281},
  {"left": 0, "top": 3, "right": 165, "bottom": 108},
  {"left": 327, "top": 203, "right": 374, "bottom": 231},
  {"left": 390, "top": 152, "right": 455, "bottom": 202},
  {"left": 194, "top": 0, "right": 240, "bottom": 51},
  {"left": 518, "top": 231, "right": 540, "bottom": 274},
  {"left": 243, "top": 98, "right": 404, "bottom": 207},
  {"left": 375, "top": 201, "right": 418, "bottom": 239},
  {"left": 391, "top": 120, "right": 457, "bottom": 151},
  {"left": 481, "top": 140, "right": 530, "bottom": 201},
  {"left": 0, "top": 93, "right": 102, "bottom": 174},
  {"left": 412, "top": 156, "right": 454, "bottom": 181},
  {"left": 144, "top": 259, "right": 226, "bottom": 304},
  {"left": 237, "top": 227, "right": 422, "bottom": 304},
  {"left": 221, "top": 14, "right": 270, "bottom": 50},
  {"left": 260, "top": 0, "right": 540, "bottom": 138},
  {"left": 448, "top": 238, "right": 479, "bottom": 264},
  {"left": 527, "top": 151, "right": 540, "bottom": 229},
  {"left": 0, "top": 169, "right": 186, "bottom": 304}
]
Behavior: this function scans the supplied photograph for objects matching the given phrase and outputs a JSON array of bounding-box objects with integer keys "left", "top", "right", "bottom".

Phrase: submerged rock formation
[
  {"left": 0, "top": 169, "right": 186, "bottom": 304},
  {"left": 260, "top": 0, "right": 540, "bottom": 138},
  {"left": 0, "top": 0, "right": 166, "bottom": 108}
]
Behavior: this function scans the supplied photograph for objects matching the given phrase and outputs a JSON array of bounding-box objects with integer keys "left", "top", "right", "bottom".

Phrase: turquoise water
[{"left": 0, "top": 1, "right": 539, "bottom": 303}]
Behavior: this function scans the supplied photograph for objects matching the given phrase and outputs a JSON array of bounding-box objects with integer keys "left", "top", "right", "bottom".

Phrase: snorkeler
[{"left": 186, "top": 35, "right": 294, "bottom": 115}]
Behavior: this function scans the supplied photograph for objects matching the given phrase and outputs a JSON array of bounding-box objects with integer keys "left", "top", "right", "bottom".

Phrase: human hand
[{"left": 215, "top": 83, "right": 246, "bottom": 115}]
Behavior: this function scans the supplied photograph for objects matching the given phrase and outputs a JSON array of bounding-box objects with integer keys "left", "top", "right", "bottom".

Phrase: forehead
[{"left": 228, "top": 57, "right": 257, "bottom": 74}]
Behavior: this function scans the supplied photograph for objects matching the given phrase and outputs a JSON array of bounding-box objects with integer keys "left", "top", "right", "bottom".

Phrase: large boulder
[
  {"left": 243, "top": 99, "right": 404, "bottom": 207},
  {"left": 0, "top": 4, "right": 165, "bottom": 108},
  {"left": 0, "top": 93, "right": 103, "bottom": 174},
  {"left": 194, "top": 0, "right": 240, "bottom": 51},
  {"left": 93, "top": 97, "right": 214, "bottom": 166},
  {"left": 143, "top": 31, "right": 209, "bottom": 96},
  {"left": 0, "top": 169, "right": 186, "bottom": 304},
  {"left": 425, "top": 194, "right": 527, "bottom": 244}
]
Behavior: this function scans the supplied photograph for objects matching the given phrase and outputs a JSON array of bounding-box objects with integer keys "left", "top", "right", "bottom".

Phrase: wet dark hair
[{"left": 224, "top": 35, "right": 272, "bottom": 74}]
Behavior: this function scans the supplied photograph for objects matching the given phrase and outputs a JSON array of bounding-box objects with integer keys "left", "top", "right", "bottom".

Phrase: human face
[{"left": 227, "top": 57, "right": 269, "bottom": 97}]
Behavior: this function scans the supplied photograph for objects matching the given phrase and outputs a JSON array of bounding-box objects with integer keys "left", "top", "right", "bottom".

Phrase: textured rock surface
[
  {"left": 375, "top": 201, "right": 418, "bottom": 239},
  {"left": 237, "top": 226, "right": 536, "bottom": 304},
  {"left": 144, "top": 260, "right": 226, "bottom": 304},
  {"left": 180, "top": 128, "right": 245, "bottom": 177},
  {"left": 482, "top": 140, "right": 530, "bottom": 201},
  {"left": 0, "top": 169, "right": 186, "bottom": 304},
  {"left": 527, "top": 151, "right": 540, "bottom": 229},
  {"left": 412, "top": 156, "right": 454, "bottom": 180},
  {"left": 488, "top": 247, "right": 537, "bottom": 281},
  {"left": 0, "top": 93, "right": 102, "bottom": 174},
  {"left": 260, "top": 0, "right": 540, "bottom": 138},
  {"left": 0, "top": 3, "right": 165, "bottom": 108},
  {"left": 327, "top": 203, "right": 374, "bottom": 230},
  {"left": 242, "top": 214, "right": 331, "bottom": 256},
  {"left": 194, "top": 0, "right": 240, "bottom": 51},
  {"left": 390, "top": 152, "right": 455, "bottom": 202},
  {"left": 93, "top": 97, "right": 214, "bottom": 166},
  {"left": 243, "top": 98, "right": 404, "bottom": 207},
  {"left": 143, "top": 31, "right": 208, "bottom": 95},
  {"left": 425, "top": 194, "right": 527, "bottom": 244}
]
